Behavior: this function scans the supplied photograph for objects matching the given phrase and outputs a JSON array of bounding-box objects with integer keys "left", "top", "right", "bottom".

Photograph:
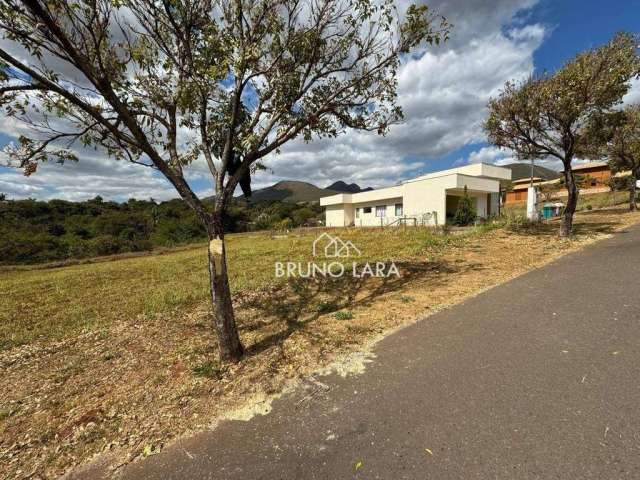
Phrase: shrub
[
  {"left": 191, "top": 361, "right": 222, "bottom": 378},
  {"left": 452, "top": 186, "right": 477, "bottom": 226},
  {"left": 334, "top": 311, "right": 354, "bottom": 321}
]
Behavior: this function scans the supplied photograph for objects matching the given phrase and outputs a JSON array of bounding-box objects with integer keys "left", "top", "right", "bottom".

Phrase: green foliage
[
  {"left": 485, "top": 33, "right": 639, "bottom": 234},
  {"left": 608, "top": 175, "right": 635, "bottom": 191},
  {"left": 0, "top": 195, "right": 324, "bottom": 265},
  {"left": 452, "top": 187, "right": 477, "bottom": 226},
  {"left": 191, "top": 361, "right": 222, "bottom": 379},
  {"left": 0, "top": 0, "right": 450, "bottom": 226},
  {"left": 485, "top": 33, "right": 640, "bottom": 164},
  {"left": 592, "top": 105, "right": 640, "bottom": 205},
  {"left": 334, "top": 311, "right": 354, "bottom": 321}
]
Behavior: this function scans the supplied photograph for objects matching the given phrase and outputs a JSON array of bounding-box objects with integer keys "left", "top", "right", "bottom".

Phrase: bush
[
  {"left": 334, "top": 311, "right": 354, "bottom": 321},
  {"left": 452, "top": 186, "right": 477, "bottom": 226}
]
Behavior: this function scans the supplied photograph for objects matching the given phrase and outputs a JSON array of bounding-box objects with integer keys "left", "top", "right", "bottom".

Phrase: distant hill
[
  {"left": 326, "top": 181, "right": 373, "bottom": 193},
  {"left": 502, "top": 163, "right": 561, "bottom": 182},
  {"left": 240, "top": 180, "right": 339, "bottom": 203}
]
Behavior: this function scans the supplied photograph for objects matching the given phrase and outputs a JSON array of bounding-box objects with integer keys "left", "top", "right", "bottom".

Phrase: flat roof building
[{"left": 320, "top": 163, "right": 512, "bottom": 227}]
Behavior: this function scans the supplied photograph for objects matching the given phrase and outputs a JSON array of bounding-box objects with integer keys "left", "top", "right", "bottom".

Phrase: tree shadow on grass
[
  {"left": 237, "top": 258, "right": 484, "bottom": 357},
  {"left": 572, "top": 221, "right": 621, "bottom": 235},
  {"left": 507, "top": 215, "right": 622, "bottom": 237}
]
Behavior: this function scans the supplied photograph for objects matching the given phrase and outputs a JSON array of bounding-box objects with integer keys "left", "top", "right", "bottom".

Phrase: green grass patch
[
  {"left": 191, "top": 360, "right": 222, "bottom": 378},
  {"left": 333, "top": 311, "right": 354, "bottom": 321},
  {"left": 0, "top": 227, "right": 458, "bottom": 349}
]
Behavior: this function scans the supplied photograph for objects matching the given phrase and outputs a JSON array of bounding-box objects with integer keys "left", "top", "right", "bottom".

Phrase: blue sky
[
  {"left": 1, "top": 0, "right": 639, "bottom": 201},
  {"left": 531, "top": 0, "right": 640, "bottom": 73}
]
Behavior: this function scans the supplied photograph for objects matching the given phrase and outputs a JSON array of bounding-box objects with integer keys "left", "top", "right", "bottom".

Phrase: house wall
[
  {"left": 490, "top": 192, "right": 500, "bottom": 216},
  {"left": 579, "top": 167, "right": 611, "bottom": 187},
  {"left": 445, "top": 190, "right": 491, "bottom": 220},
  {"left": 476, "top": 193, "right": 488, "bottom": 217},
  {"left": 324, "top": 204, "right": 346, "bottom": 227},
  {"left": 353, "top": 197, "right": 404, "bottom": 227},
  {"left": 321, "top": 164, "right": 510, "bottom": 228},
  {"left": 506, "top": 189, "right": 528, "bottom": 203},
  {"left": 403, "top": 176, "right": 448, "bottom": 226}
]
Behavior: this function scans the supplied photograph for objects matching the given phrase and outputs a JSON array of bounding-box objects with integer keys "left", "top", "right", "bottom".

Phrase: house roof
[
  {"left": 320, "top": 163, "right": 511, "bottom": 207},
  {"left": 513, "top": 177, "right": 544, "bottom": 184}
]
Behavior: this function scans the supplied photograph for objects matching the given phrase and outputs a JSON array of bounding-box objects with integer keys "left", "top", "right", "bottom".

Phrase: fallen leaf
[
  {"left": 425, "top": 448, "right": 433, "bottom": 456},
  {"left": 355, "top": 460, "right": 363, "bottom": 471}
]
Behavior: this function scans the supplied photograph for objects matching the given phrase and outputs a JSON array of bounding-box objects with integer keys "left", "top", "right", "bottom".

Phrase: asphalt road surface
[{"left": 81, "top": 224, "right": 640, "bottom": 479}]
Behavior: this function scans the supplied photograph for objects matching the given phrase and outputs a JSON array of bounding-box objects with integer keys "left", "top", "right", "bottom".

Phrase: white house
[{"left": 320, "top": 163, "right": 512, "bottom": 227}]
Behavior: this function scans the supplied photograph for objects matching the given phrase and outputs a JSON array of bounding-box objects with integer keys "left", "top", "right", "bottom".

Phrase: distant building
[
  {"left": 562, "top": 161, "right": 612, "bottom": 189},
  {"left": 321, "top": 164, "right": 511, "bottom": 227},
  {"left": 504, "top": 162, "right": 615, "bottom": 204},
  {"left": 505, "top": 177, "right": 546, "bottom": 203}
]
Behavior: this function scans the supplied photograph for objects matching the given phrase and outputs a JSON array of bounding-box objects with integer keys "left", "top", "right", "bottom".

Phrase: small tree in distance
[
  {"left": 0, "top": 0, "right": 449, "bottom": 362},
  {"left": 485, "top": 33, "right": 639, "bottom": 237},
  {"left": 593, "top": 106, "right": 640, "bottom": 211},
  {"left": 452, "top": 186, "right": 476, "bottom": 226}
]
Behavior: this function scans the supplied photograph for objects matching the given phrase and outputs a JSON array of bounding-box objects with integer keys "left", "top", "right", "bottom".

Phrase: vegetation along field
[
  {"left": 0, "top": 196, "right": 323, "bottom": 265},
  {"left": 2, "top": 207, "right": 640, "bottom": 478}
]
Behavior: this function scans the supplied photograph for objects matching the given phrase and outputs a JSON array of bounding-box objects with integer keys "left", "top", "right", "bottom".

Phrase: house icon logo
[{"left": 313, "top": 232, "right": 362, "bottom": 258}]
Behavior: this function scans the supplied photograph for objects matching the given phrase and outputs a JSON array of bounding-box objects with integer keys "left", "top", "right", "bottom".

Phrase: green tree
[
  {"left": 485, "top": 33, "right": 639, "bottom": 236},
  {"left": 452, "top": 186, "right": 476, "bottom": 226},
  {"left": 591, "top": 106, "right": 640, "bottom": 210},
  {"left": 0, "top": 0, "right": 449, "bottom": 362}
]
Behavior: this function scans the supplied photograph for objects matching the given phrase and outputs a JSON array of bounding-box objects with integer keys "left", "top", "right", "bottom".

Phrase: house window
[
  {"left": 355, "top": 208, "right": 360, "bottom": 219},
  {"left": 395, "top": 203, "right": 403, "bottom": 216},
  {"left": 363, "top": 207, "right": 372, "bottom": 214},
  {"left": 375, "top": 205, "right": 386, "bottom": 217}
]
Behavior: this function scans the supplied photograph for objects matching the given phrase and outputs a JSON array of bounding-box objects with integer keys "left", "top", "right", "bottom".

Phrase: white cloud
[
  {"left": 622, "top": 77, "right": 640, "bottom": 107},
  {"left": 468, "top": 146, "right": 516, "bottom": 165},
  {"left": 0, "top": 0, "right": 547, "bottom": 200},
  {"left": 466, "top": 145, "right": 564, "bottom": 171}
]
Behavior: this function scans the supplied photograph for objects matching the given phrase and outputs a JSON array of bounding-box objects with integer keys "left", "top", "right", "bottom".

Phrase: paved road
[{"left": 96, "top": 225, "right": 640, "bottom": 479}]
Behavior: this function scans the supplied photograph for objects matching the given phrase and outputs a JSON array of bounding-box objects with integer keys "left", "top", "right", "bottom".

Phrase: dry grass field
[{"left": 2, "top": 208, "right": 640, "bottom": 479}]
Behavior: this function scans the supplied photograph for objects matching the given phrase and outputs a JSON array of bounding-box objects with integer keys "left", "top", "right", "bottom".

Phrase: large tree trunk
[
  {"left": 629, "top": 171, "right": 638, "bottom": 211},
  {"left": 207, "top": 218, "right": 244, "bottom": 363},
  {"left": 560, "top": 165, "right": 579, "bottom": 237}
]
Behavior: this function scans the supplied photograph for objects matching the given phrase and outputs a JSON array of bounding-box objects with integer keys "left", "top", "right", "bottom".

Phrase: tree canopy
[
  {"left": 484, "top": 33, "right": 640, "bottom": 235},
  {"left": 587, "top": 105, "right": 640, "bottom": 210},
  {"left": 0, "top": 0, "right": 449, "bottom": 226},
  {"left": 0, "top": 0, "right": 449, "bottom": 362}
]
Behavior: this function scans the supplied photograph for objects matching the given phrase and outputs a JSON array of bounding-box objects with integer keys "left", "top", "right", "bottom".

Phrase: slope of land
[
  {"left": 2, "top": 208, "right": 640, "bottom": 478},
  {"left": 502, "top": 162, "right": 562, "bottom": 181}
]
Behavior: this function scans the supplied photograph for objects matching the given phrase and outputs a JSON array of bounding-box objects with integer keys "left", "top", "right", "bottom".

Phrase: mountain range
[
  {"left": 502, "top": 163, "right": 561, "bottom": 182},
  {"left": 238, "top": 180, "right": 372, "bottom": 203},
  {"left": 238, "top": 163, "right": 561, "bottom": 204},
  {"left": 325, "top": 181, "right": 373, "bottom": 193}
]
